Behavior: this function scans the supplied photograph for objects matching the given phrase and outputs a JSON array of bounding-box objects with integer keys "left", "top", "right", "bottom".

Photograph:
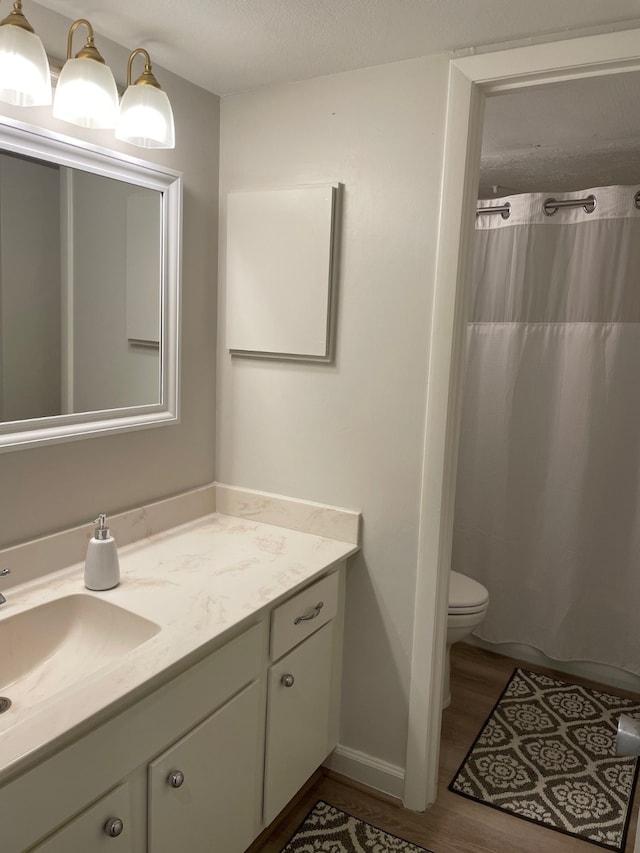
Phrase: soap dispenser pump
[{"left": 85, "top": 513, "right": 120, "bottom": 591}]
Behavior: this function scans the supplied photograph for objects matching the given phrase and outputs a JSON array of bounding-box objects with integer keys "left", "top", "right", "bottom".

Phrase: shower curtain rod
[
  {"left": 476, "top": 194, "right": 603, "bottom": 219},
  {"left": 477, "top": 190, "right": 640, "bottom": 219}
]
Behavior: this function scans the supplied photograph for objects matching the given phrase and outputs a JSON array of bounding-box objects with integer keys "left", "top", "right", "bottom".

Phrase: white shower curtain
[{"left": 453, "top": 185, "right": 640, "bottom": 675}]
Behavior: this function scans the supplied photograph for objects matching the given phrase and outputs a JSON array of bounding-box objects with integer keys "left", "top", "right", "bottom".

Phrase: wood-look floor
[{"left": 249, "top": 643, "right": 640, "bottom": 853}]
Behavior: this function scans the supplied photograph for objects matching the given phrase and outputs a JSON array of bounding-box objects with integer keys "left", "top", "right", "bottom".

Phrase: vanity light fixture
[
  {"left": 0, "top": 0, "right": 51, "bottom": 106},
  {"left": 53, "top": 18, "right": 119, "bottom": 129},
  {"left": 0, "top": 8, "right": 175, "bottom": 150},
  {"left": 115, "top": 48, "right": 175, "bottom": 149}
]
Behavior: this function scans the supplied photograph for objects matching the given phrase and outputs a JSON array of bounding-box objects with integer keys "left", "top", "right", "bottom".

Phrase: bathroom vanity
[{"left": 0, "top": 508, "right": 357, "bottom": 852}]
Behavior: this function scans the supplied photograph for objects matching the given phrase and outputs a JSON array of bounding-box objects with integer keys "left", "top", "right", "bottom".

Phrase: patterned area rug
[
  {"left": 281, "top": 801, "right": 431, "bottom": 853},
  {"left": 449, "top": 668, "right": 640, "bottom": 851}
]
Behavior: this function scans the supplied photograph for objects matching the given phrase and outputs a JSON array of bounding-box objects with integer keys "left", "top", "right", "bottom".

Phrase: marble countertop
[{"left": 0, "top": 512, "right": 357, "bottom": 785}]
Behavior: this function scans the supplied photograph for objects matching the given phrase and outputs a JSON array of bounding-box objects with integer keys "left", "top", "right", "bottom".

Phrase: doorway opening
[{"left": 405, "top": 28, "right": 640, "bottom": 813}]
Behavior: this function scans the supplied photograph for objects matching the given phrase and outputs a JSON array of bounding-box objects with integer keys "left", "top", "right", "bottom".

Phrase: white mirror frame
[
  {"left": 0, "top": 115, "right": 181, "bottom": 452},
  {"left": 405, "top": 28, "right": 640, "bottom": 812}
]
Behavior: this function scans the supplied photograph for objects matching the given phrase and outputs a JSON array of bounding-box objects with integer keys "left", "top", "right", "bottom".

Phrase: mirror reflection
[{"left": 0, "top": 150, "right": 162, "bottom": 423}]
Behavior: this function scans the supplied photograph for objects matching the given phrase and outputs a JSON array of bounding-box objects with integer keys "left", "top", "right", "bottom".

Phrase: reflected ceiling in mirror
[{"left": 0, "top": 116, "right": 181, "bottom": 452}]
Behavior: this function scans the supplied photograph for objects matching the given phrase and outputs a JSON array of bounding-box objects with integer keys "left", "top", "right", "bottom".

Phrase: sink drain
[{"left": 0, "top": 697, "right": 11, "bottom": 713}]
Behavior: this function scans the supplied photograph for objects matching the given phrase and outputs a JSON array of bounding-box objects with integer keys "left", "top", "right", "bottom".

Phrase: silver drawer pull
[
  {"left": 294, "top": 601, "right": 324, "bottom": 625},
  {"left": 104, "top": 817, "right": 124, "bottom": 837},
  {"left": 281, "top": 674, "right": 295, "bottom": 687},
  {"left": 168, "top": 770, "right": 185, "bottom": 788}
]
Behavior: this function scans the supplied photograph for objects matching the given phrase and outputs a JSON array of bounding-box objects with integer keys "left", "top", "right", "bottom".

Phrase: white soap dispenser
[{"left": 85, "top": 513, "right": 120, "bottom": 591}]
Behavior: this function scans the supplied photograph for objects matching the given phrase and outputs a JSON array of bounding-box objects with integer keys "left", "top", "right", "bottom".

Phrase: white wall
[
  {"left": 0, "top": 3, "right": 219, "bottom": 548},
  {"left": 217, "top": 56, "right": 449, "bottom": 773}
]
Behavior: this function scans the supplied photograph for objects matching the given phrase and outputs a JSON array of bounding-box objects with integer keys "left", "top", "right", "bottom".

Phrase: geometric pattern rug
[
  {"left": 449, "top": 668, "right": 640, "bottom": 851},
  {"left": 280, "top": 801, "right": 432, "bottom": 853}
]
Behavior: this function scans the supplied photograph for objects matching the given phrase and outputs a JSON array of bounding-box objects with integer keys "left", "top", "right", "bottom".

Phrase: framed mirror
[{"left": 0, "top": 116, "right": 181, "bottom": 452}]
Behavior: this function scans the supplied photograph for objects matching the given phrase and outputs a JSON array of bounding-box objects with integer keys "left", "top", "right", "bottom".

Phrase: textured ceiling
[
  {"left": 31, "top": 0, "right": 640, "bottom": 95},
  {"left": 31, "top": 1, "right": 640, "bottom": 192},
  {"left": 480, "top": 72, "right": 640, "bottom": 196}
]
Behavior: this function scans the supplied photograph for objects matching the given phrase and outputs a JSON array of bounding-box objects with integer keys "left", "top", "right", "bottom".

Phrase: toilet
[{"left": 444, "top": 570, "right": 489, "bottom": 708}]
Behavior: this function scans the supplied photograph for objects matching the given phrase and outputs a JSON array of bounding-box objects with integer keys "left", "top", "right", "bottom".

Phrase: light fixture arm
[
  {"left": 1, "top": 1, "right": 35, "bottom": 33},
  {"left": 66, "top": 18, "right": 105, "bottom": 64},
  {"left": 127, "top": 47, "right": 161, "bottom": 88}
]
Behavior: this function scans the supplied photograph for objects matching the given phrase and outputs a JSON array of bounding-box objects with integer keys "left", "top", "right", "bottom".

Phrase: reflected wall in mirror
[{"left": 0, "top": 117, "right": 181, "bottom": 451}]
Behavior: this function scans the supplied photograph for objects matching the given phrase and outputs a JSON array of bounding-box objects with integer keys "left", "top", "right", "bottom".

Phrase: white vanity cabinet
[
  {"left": 9, "top": 623, "right": 265, "bottom": 853},
  {"left": 264, "top": 570, "right": 344, "bottom": 824},
  {"left": 147, "top": 681, "right": 261, "bottom": 853},
  {"left": 2, "top": 564, "right": 346, "bottom": 853},
  {"left": 29, "top": 681, "right": 264, "bottom": 853}
]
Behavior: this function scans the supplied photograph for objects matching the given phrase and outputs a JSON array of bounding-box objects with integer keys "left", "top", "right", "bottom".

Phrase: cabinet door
[
  {"left": 148, "top": 680, "right": 261, "bottom": 853},
  {"left": 264, "top": 621, "right": 335, "bottom": 824},
  {"left": 31, "top": 783, "right": 133, "bottom": 853}
]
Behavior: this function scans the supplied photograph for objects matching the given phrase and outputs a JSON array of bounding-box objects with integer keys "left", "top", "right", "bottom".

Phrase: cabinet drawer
[
  {"left": 31, "top": 783, "right": 132, "bottom": 853},
  {"left": 270, "top": 571, "right": 338, "bottom": 660}
]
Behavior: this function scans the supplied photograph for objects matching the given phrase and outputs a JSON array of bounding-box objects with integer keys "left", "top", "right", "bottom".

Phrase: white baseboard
[{"left": 324, "top": 745, "right": 405, "bottom": 800}]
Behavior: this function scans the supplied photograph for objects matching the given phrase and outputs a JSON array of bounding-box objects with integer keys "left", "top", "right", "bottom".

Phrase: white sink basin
[{"left": 0, "top": 594, "right": 160, "bottom": 713}]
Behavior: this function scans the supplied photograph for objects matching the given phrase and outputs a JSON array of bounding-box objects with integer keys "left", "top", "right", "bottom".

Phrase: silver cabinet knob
[
  {"left": 104, "top": 817, "right": 124, "bottom": 837},
  {"left": 168, "top": 770, "right": 185, "bottom": 788},
  {"left": 281, "top": 673, "right": 295, "bottom": 687}
]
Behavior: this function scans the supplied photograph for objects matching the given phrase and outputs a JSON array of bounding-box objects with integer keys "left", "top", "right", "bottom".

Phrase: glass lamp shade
[
  {"left": 115, "top": 83, "right": 175, "bottom": 149},
  {"left": 0, "top": 23, "right": 51, "bottom": 106},
  {"left": 53, "top": 56, "right": 119, "bottom": 129}
]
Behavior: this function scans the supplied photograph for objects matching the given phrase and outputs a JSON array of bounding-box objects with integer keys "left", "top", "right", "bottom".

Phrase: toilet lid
[{"left": 449, "top": 570, "right": 489, "bottom": 614}]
